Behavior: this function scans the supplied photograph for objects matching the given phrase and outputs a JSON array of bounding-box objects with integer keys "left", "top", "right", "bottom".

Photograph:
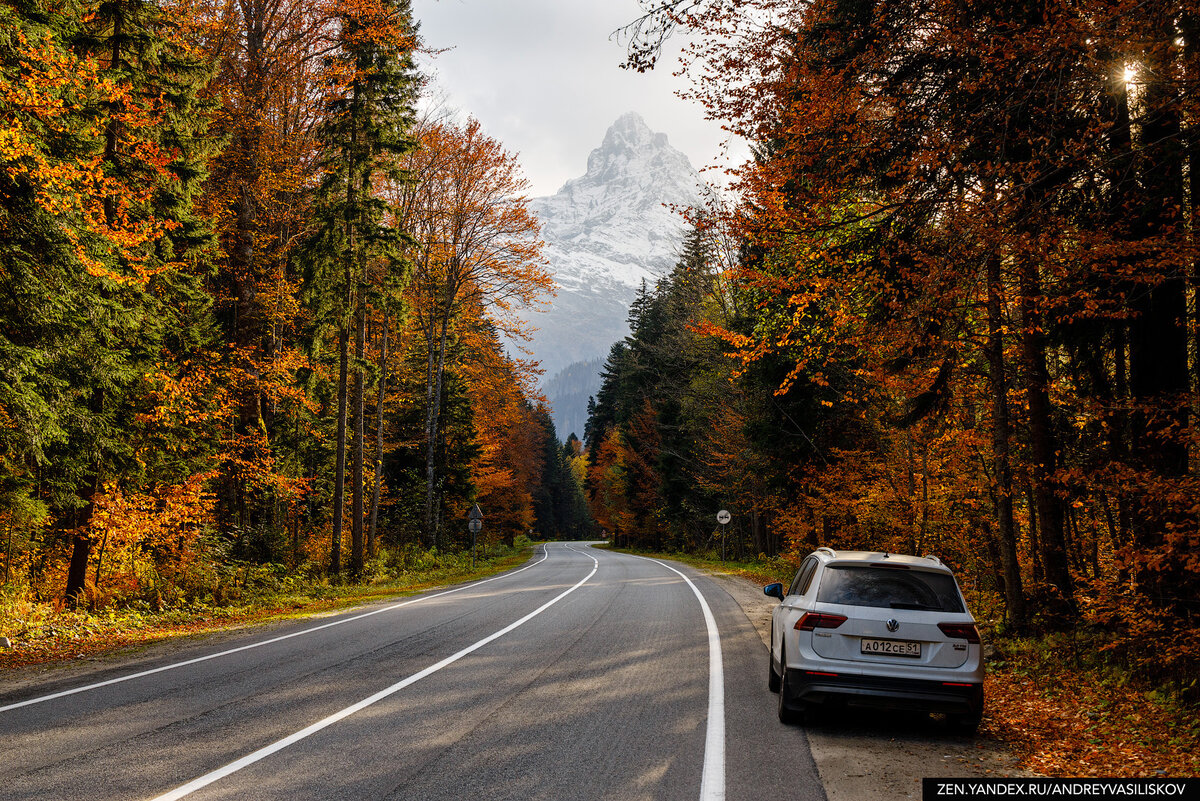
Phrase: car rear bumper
[{"left": 782, "top": 668, "right": 983, "bottom": 715}]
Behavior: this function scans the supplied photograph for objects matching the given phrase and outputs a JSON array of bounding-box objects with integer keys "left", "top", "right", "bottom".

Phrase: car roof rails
[
  {"left": 816, "top": 547, "right": 837, "bottom": 557},
  {"left": 923, "top": 554, "right": 942, "bottom": 565}
]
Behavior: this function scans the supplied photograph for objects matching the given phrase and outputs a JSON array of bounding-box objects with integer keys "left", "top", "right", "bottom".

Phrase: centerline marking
[
  {"left": 149, "top": 548, "right": 599, "bottom": 801},
  {"left": 0, "top": 545, "right": 551, "bottom": 714}
]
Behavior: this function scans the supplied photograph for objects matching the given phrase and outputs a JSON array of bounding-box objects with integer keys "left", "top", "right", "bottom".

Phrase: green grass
[
  {"left": 600, "top": 544, "right": 798, "bottom": 587},
  {"left": 0, "top": 538, "right": 538, "bottom": 670}
]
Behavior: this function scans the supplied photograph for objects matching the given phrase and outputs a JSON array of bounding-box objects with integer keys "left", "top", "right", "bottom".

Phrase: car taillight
[
  {"left": 938, "top": 622, "right": 980, "bottom": 643},
  {"left": 795, "top": 612, "right": 847, "bottom": 631}
]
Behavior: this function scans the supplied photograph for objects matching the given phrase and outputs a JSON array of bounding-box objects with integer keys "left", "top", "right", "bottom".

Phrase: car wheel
[
  {"left": 776, "top": 646, "right": 802, "bottom": 725},
  {"left": 768, "top": 644, "right": 781, "bottom": 693}
]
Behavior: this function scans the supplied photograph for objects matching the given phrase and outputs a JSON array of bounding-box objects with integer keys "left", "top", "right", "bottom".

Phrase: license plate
[{"left": 860, "top": 638, "right": 921, "bottom": 658}]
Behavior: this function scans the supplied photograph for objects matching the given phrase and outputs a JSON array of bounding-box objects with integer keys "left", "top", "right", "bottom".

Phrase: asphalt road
[{"left": 0, "top": 543, "right": 827, "bottom": 801}]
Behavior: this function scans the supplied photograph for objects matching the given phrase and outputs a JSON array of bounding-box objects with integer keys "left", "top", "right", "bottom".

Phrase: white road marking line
[
  {"left": 615, "top": 549, "right": 726, "bottom": 801},
  {"left": 0, "top": 545, "right": 552, "bottom": 714},
  {"left": 149, "top": 548, "right": 599, "bottom": 801}
]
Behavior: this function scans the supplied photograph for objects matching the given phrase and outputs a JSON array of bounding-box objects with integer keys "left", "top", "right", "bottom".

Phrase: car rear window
[{"left": 816, "top": 565, "right": 965, "bottom": 613}]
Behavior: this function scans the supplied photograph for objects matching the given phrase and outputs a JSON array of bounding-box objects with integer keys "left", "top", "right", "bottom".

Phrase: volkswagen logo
[{"left": 885, "top": 619, "right": 900, "bottom": 632}]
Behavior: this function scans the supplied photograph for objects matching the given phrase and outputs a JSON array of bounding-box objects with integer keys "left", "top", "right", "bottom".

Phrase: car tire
[
  {"left": 768, "top": 644, "right": 781, "bottom": 693},
  {"left": 776, "top": 647, "right": 802, "bottom": 725}
]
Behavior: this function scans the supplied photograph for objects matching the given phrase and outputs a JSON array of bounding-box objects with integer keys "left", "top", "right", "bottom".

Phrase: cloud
[{"left": 413, "top": 0, "right": 736, "bottom": 196}]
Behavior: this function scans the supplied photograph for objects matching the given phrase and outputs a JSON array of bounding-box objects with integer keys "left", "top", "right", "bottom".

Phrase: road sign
[
  {"left": 717, "top": 509, "right": 731, "bottom": 525},
  {"left": 468, "top": 504, "right": 484, "bottom": 567}
]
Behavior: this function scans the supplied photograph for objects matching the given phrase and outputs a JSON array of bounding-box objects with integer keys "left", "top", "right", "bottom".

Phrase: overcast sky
[{"left": 411, "top": 0, "right": 738, "bottom": 198}]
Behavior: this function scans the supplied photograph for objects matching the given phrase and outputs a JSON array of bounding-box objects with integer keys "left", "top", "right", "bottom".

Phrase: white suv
[{"left": 765, "top": 548, "right": 984, "bottom": 731}]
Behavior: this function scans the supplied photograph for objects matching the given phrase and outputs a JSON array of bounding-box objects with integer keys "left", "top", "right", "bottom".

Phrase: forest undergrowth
[
  {"left": 609, "top": 546, "right": 1200, "bottom": 778},
  {"left": 0, "top": 539, "right": 534, "bottom": 671}
]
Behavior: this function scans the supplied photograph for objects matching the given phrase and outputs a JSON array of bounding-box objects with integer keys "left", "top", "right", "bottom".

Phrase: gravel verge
[{"left": 706, "top": 571, "right": 1037, "bottom": 800}]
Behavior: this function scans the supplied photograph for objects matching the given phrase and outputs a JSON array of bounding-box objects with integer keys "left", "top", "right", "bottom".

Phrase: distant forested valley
[{"left": 544, "top": 359, "right": 604, "bottom": 443}]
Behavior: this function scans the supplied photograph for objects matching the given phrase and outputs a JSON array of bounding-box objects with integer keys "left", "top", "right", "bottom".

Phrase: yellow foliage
[{"left": 87, "top": 474, "right": 217, "bottom": 602}]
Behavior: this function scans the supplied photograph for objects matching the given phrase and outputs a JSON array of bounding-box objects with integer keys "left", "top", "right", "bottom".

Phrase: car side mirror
[{"left": 764, "top": 583, "right": 784, "bottom": 601}]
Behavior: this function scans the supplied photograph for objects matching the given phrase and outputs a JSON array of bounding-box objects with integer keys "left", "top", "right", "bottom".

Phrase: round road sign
[
  {"left": 469, "top": 518, "right": 483, "bottom": 533},
  {"left": 717, "top": 509, "right": 731, "bottom": 525}
]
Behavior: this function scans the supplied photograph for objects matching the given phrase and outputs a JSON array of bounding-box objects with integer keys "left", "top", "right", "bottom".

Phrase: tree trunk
[
  {"left": 332, "top": 74, "right": 360, "bottom": 578},
  {"left": 1019, "top": 256, "right": 1074, "bottom": 614},
  {"left": 903, "top": 431, "right": 917, "bottom": 553},
  {"left": 367, "top": 311, "right": 389, "bottom": 558},
  {"left": 65, "top": 499, "right": 95, "bottom": 608},
  {"left": 1126, "top": 30, "right": 1191, "bottom": 608},
  {"left": 225, "top": 17, "right": 266, "bottom": 536},
  {"left": 351, "top": 300, "right": 366, "bottom": 577},
  {"left": 3, "top": 525, "right": 12, "bottom": 585},
  {"left": 1024, "top": 479, "right": 1043, "bottom": 583},
  {"left": 918, "top": 445, "right": 929, "bottom": 555},
  {"left": 330, "top": 325, "right": 349, "bottom": 577},
  {"left": 423, "top": 310, "right": 451, "bottom": 549},
  {"left": 985, "top": 248, "right": 1027, "bottom": 629},
  {"left": 93, "top": 529, "right": 109, "bottom": 596},
  {"left": 1186, "top": 11, "right": 1200, "bottom": 455},
  {"left": 64, "top": 533, "right": 92, "bottom": 609},
  {"left": 290, "top": 509, "right": 300, "bottom": 568}
]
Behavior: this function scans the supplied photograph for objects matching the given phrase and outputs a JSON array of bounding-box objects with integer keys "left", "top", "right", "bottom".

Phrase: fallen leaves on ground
[
  {"left": 0, "top": 603, "right": 322, "bottom": 670},
  {"left": 983, "top": 653, "right": 1200, "bottom": 777}
]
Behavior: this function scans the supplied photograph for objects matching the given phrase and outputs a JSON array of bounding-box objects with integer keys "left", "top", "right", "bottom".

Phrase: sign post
[
  {"left": 717, "top": 509, "right": 731, "bottom": 562},
  {"left": 468, "top": 503, "right": 483, "bottom": 568}
]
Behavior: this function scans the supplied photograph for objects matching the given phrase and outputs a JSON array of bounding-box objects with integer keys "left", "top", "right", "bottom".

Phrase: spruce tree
[
  {"left": 303, "top": 0, "right": 417, "bottom": 577},
  {"left": 60, "top": 0, "right": 219, "bottom": 604},
  {"left": 1, "top": 0, "right": 219, "bottom": 605}
]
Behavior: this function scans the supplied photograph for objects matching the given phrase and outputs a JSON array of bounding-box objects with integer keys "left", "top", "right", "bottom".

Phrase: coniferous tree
[
  {"left": 1, "top": 0, "right": 103, "bottom": 592},
  {"left": 1, "top": 0, "right": 219, "bottom": 605},
  {"left": 531, "top": 407, "right": 593, "bottom": 539},
  {"left": 303, "top": 0, "right": 417, "bottom": 577}
]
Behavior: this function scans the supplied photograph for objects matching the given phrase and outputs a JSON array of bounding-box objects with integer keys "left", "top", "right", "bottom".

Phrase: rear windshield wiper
[{"left": 889, "top": 601, "right": 940, "bottom": 610}]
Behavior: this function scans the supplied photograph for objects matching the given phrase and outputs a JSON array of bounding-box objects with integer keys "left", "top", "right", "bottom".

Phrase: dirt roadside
[{"left": 706, "top": 572, "right": 1036, "bottom": 801}]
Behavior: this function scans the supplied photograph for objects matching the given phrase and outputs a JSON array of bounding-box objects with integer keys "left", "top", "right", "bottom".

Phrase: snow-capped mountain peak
[
  {"left": 583, "top": 111, "right": 675, "bottom": 182},
  {"left": 525, "top": 113, "right": 705, "bottom": 382},
  {"left": 532, "top": 112, "right": 703, "bottom": 294}
]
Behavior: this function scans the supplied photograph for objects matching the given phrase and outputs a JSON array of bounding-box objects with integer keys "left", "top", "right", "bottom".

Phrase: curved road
[{"left": 0, "top": 543, "right": 826, "bottom": 801}]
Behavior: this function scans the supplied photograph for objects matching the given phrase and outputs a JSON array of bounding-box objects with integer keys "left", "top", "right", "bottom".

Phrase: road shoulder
[{"left": 705, "top": 571, "right": 1036, "bottom": 801}]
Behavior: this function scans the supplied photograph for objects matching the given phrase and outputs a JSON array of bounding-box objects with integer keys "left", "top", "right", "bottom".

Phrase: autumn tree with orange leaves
[
  {"left": 1, "top": 0, "right": 226, "bottom": 606},
  {"left": 197, "top": 0, "right": 335, "bottom": 551},
  {"left": 1, "top": 0, "right": 570, "bottom": 613},
  {"left": 603, "top": 0, "right": 1200, "bottom": 691},
  {"left": 388, "top": 115, "right": 551, "bottom": 548},
  {"left": 457, "top": 306, "right": 544, "bottom": 544}
]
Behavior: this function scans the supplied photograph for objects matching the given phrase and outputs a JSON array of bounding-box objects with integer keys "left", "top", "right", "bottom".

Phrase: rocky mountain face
[{"left": 526, "top": 113, "right": 705, "bottom": 438}]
